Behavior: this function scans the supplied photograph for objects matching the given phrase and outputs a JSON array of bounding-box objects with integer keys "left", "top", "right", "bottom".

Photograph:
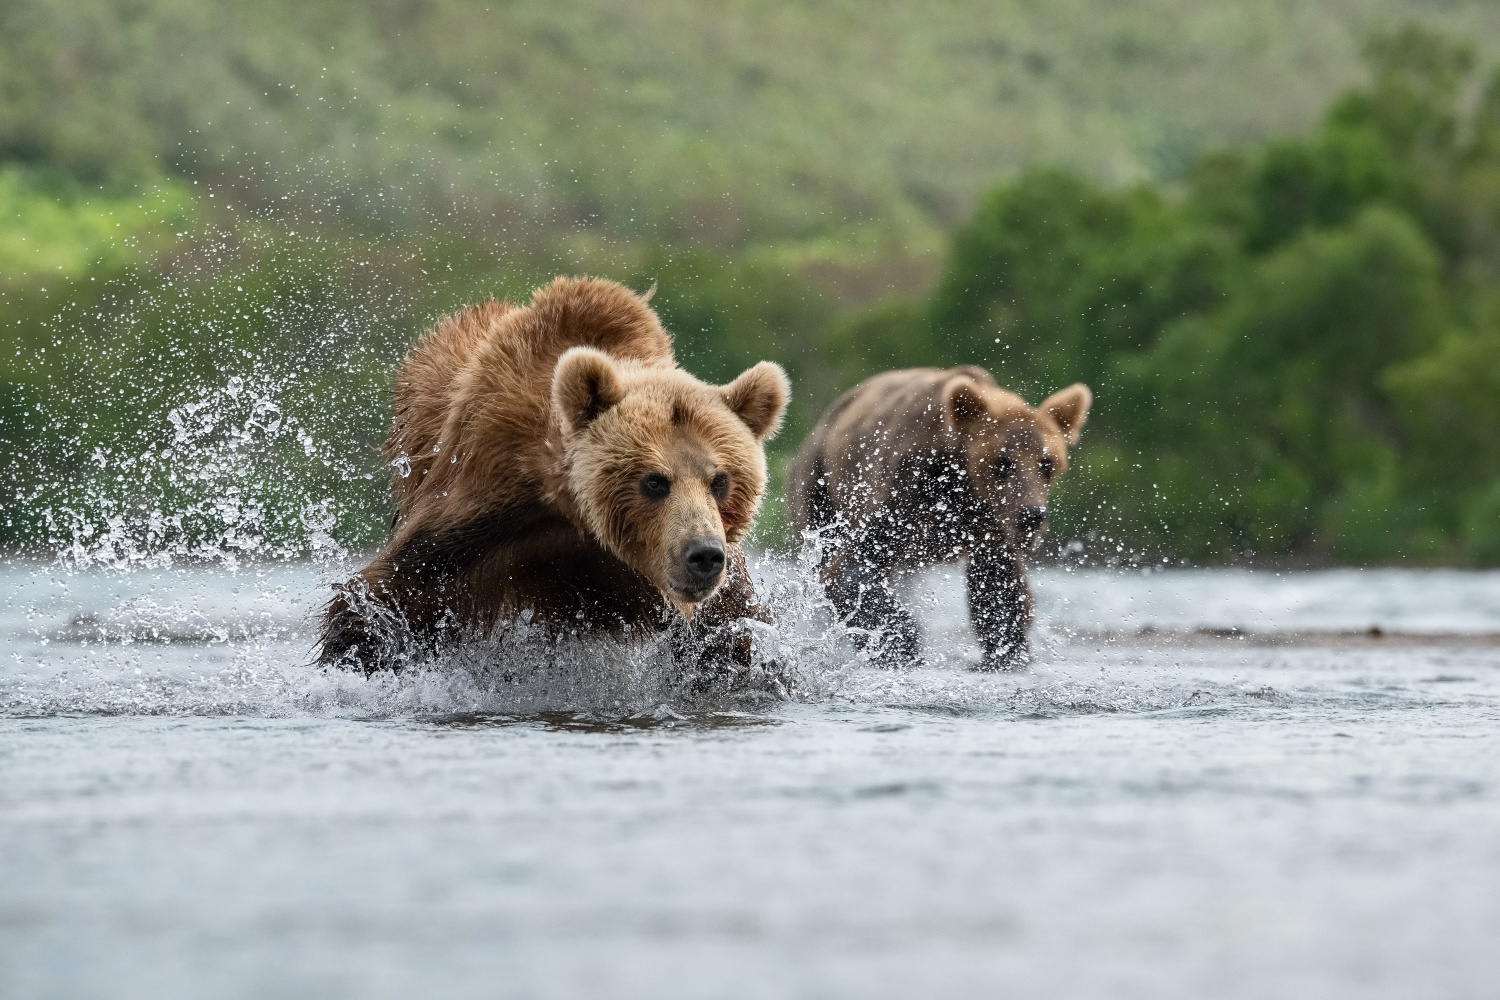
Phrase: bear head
[
  {"left": 552, "top": 347, "right": 789, "bottom": 614},
  {"left": 943, "top": 375, "right": 1092, "bottom": 552}
]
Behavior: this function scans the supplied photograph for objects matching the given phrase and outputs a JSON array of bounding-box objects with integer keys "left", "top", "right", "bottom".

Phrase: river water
[{"left": 3, "top": 558, "right": 1499, "bottom": 999}]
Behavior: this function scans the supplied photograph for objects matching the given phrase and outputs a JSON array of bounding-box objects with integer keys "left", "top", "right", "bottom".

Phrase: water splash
[
  {"left": 0, "top": 545, "right": 1353, "bottom": 724},
  {"left": 46, "top": 376, "right": 350, "bottom": 571}
]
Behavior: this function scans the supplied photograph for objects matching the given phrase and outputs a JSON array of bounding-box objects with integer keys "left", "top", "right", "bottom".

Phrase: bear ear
[
  {"left": 553, "top": 347, "right": 624, "bottom": 436},
  {"left": 1040, "top": 383, "right": 1092, "bottom": 445},
  {"left": 945, "top": 377, "right": 990, "bottom": 431},
  {"left": 721, "top": 361, "right": 790, "bottom": 441}
]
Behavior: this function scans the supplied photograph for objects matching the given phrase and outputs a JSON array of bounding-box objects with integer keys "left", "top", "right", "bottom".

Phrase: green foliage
[
  {"left": 2, "top": 229, "right": 401, "bottom": 559},
  {"left": 630, "top": 250, "right": 836, "bottom": 437},
  {"left": 7, "top": 10, "right": 1500, "bottom": 566},
  {"left": 1385, "top": 327, "right": 1500, "bottom": 485},
  {"left": 836, "top": 24, "right": 1500, "bottom": 564},
  {"left": 0, "top": 168, "right": 195, "bottom": 277},
  {"left": 931, "top": 170, "right": 1236, "bottom": 399},
  {"left": 0, "top": 189, "right": 838, "bottom": 558}
]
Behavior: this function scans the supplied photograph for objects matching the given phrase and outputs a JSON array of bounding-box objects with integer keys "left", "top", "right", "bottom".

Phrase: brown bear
[
  {"left": 318, "top": 276, "right": 790, "bottom": 673},
  {"left": 786, "top": 366, "right": 1090, "bottom": 669}
]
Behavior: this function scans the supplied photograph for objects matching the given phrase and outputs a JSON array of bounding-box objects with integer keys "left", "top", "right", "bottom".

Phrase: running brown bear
[
  {"left": 786, "top": 366, "right": 1090, "bottom": 669},
  {"left": 318, "top": 276, "right": 790, "bottom": 673}
]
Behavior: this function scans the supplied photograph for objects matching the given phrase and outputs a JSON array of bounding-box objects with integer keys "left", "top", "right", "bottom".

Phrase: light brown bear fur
[
  {"left": 319, "top": 276, "right": 790, "bottom": 672},
  {"left": 787, "top": 366, "right": 1089, "bottom": 668}
]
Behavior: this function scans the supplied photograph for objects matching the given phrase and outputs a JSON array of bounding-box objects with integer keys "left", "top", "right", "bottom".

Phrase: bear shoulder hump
[{"left": 528, "top": 276, "right": 674, "bottom": 363}]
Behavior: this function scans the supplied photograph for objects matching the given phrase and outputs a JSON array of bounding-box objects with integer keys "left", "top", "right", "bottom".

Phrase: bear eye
[
  {"left": 710, "top": 471, "right": 730, "bottom": 501},
  {"left": 1039, "top": 457, "right": 1056, "bottom": 480},
  {"left": 993, "top": 453, "right": 1017, "bottom": 479},
  {"left": 639, "top": 473, "right": 671, "bottom": 501}
]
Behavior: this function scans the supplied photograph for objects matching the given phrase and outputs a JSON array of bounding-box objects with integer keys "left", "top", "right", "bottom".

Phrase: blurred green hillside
[
  {"left": 9, "top": 0, "right": 1500, "bottom": 268},
  {"left": 5, "top": 3, "right": 1500, "bottom": 565}
]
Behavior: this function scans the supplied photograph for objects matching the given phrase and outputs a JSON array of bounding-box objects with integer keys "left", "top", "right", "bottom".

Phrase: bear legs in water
[
  {"left": 319, "top": 545, "right": 787, "bottom": 696},
  {"left": 822, "top": 538, "right": 922, "bottom": 665},
  {"left": 966, "top": 545, "right": 1033, "bottom": 670},
  {"left": 822, "top": 536, "right": 1031, "bottom": 669}
]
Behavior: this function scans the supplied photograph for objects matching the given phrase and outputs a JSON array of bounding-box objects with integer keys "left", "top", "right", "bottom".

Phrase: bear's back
[
  {"left": 385, "top": 299, "right": 515, "bottom": 513},
  {"left": 385, "top": 278, "right": 674, "bottom": 523},
  {"left": 790, "top": 365, "right": 1022, "bottom": 533}
]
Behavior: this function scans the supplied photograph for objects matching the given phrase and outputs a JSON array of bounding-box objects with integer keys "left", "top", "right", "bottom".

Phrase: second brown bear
[{"left": 787, "top": 365, "right": 1090, "bottom": 668}]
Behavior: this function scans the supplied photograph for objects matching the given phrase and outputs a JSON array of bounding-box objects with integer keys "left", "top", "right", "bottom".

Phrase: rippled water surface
[{"left": 3, "top": 560, "right": 1499, "bottom": 999}]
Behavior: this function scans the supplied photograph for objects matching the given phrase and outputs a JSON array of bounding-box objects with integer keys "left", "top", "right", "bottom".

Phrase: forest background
[{"left": 4, "top": 0, "right": 1500, "bottom": 566}]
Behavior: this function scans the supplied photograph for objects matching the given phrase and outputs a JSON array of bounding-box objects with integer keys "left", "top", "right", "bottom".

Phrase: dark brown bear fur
[
  {"left": 787, "top": 366, "right": 1090, "bottom": 668},
  {"left": 319, "top": 276, "right": 790, "bottom": 673}
]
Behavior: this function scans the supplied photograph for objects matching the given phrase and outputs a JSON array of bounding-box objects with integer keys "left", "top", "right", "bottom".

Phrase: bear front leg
[
  {"left": 317, "top": 509, "right": 521, "bottom": 673},
  {"left": 967, "top": 545, "right": 1033, "bottom": 670},
  {"left": 318, "top": 566, "right": 413, "bottom": 674},
  {"left": 693, "top": 546, "right": 771, "bottom": 631},
  {"left": 317, "top": 558, "right": 452, "bottom": 674},
  {"left": 668, "top": 548, "right": 791, "bottom": 698},
  {"left": 825, "top": 540, "right": 920, "bottom": 664},
  {"left": 682, "top": 547, "right": 769, "bottom": 670}
]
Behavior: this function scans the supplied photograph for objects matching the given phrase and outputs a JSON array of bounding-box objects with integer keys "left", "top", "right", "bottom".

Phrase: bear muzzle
[{"left": 674, "top": 537, "right": 727, "bottom": 601}]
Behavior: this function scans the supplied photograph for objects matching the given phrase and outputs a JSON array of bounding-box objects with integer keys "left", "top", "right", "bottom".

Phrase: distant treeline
[
  {"left": 2, "top": 25, "right": 1499, "bottom": 565},
  {"left": 836, "top": 25, "right": 1500, "bottom": 565}
]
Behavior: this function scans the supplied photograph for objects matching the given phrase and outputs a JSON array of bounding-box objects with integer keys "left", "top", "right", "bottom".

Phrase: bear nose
[
  {"left": 683, "top": 538, "right": 726, "bottom": 589},
  {"left": 1019, "top": 505, "right": 1048, "bottom": 538}
]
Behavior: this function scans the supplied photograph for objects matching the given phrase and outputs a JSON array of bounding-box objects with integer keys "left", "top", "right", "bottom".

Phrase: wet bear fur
[
  {"left": 787, "top": 366, "right": 1090, "bottom": 668},
  {"left": 319, "top": 276, "right": 790, "bottom": 674}
]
